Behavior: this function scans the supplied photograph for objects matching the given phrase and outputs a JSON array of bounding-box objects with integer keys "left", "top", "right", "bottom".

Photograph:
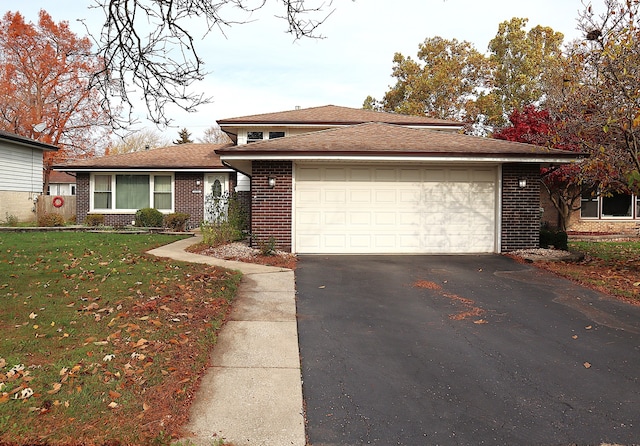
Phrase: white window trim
[
  {"left": 89, "top": 172, "right": 175, "bottom": 214},
  {"left": 239, "top": 128, "right": 288, "bottom": 145}
]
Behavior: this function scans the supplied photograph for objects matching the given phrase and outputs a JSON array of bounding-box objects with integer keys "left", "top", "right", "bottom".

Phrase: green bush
[
  {"left": 258, "top": 236, "right": 278, "bottom": 256},
  {"left": 84, "top": 214, "right": 105, "bottom": 227},
  {"left": 164, "top": 212, "right": 190, "bottom": 231},
  {"left": 135, "top": 208, "right": 164, "bottom": 227},
  {"left": 540, "top": 229, "right": 568, "bottom": 250},
  {"left": 200, "top": 221, "right": 244, "bottom": 246},
  {"left": 38, "top": 212, "right": 65, "bottom": 227}
]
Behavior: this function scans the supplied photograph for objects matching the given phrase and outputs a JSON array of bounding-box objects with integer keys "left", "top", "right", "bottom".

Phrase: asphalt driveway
[{"left": 295, "top": 255, "right": 640, "bottom": 445}]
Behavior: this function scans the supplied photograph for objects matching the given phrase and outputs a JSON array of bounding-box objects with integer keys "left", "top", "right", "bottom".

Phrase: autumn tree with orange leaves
[{"left": 0, "top": 10, "right": 112, "bottom": 193}]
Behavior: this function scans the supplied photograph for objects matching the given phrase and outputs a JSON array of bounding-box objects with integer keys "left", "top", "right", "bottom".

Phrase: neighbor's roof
[
  {"left": 0, "top": 129, "right": 59, "bottom": 151},
  {"left": 216, "top": 122, "right": 582, "bottom": 159},
  {"left": 56, "top": 143, "right": 233, "bottom": 170},
  {"left": 49, "top": 170, "right": 76, "bottom": 183},
  {"left": 217, "top": 105, "right": 462, "bottom": 127}
]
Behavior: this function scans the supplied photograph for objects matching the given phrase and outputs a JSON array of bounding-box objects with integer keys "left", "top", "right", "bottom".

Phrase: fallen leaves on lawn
[
  {"left": 533, "top": 245, "right": 640, "bottom": 306},
  {"left": 0, "top": 234, "right": 242, "bottom": 445}
]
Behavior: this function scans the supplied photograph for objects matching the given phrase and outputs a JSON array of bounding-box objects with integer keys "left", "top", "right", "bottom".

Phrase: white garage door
[{"left": 295, "top": 165, "right": 497, "bottom": 254}]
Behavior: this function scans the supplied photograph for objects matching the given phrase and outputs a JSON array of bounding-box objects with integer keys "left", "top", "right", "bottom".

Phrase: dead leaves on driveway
[{"left": 413, "top": 279, "right": 486, "bottom": 323}]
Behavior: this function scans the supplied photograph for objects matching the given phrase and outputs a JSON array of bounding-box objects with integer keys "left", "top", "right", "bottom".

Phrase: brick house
[
  {"left": 58, "top": 143, "right": 238, "bottom": 229},
  {"left": 216, "top": 105, "right": 579, "bottom": 253},
  {"left": 541, "top": 189, "right": 640, "bottom": 235},
  {"left": 60, "top": 105, "right": 580, "bottom": 252}
]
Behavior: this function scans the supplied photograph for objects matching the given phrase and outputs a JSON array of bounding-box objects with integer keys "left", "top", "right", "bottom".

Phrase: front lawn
[
  {"left": 0, "top": 232, "right": 241, "bottom": 446},
  {"left": 536, "top": 240, "right": 640, "bottom": 304}
]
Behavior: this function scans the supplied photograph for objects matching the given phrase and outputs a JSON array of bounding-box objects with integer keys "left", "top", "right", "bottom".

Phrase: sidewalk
[{"left": 147, "top": 235, "right": 305, "bottom": 446}]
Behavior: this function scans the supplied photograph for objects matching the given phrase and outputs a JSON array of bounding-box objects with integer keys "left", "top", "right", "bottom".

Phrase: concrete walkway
[{"left": 148, "top": 236, "right": 305, "bottom": 446}]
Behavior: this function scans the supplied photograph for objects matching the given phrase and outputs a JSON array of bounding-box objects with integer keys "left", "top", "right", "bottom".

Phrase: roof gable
[
  {"left": 56, "top": 143, "right": 233, "bottom": 170},
  {"left": 217, "top": 105, "right": 462, "bottom": 127}
]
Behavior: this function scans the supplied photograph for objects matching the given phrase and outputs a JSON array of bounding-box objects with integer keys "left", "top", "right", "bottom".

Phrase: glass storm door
[{"left": 204, "top": 174, "right": 228, "bottom": 223}]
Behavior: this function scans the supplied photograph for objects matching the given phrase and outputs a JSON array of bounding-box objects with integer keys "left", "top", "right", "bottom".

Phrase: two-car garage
[
  {"left": 217, "top": 108, "right": 580, "bottom": 255},
  {"left": 294, "top": 164, "right": 498, "bottom": 254}
]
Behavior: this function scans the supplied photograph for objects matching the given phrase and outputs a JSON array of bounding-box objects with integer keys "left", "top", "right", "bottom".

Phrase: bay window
[{"left": 92, "top": 173, "right": 173, "bottom": 212}]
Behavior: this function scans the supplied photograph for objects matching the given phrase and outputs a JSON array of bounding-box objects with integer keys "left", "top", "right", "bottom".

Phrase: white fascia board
[{"left": 219, "top": 155, "right": 578, "bottom": 164}]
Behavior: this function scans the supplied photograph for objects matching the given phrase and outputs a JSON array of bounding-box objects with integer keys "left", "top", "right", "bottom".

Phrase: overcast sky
[{"left": 15, "top": 0, "right": 588, "bottom": 139}]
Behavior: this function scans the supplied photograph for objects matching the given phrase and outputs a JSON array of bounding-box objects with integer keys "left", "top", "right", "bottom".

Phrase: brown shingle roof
[
  {"left": 57, "top": 143, "right": 233, "bottom": 170},
  {"left": 49, "top": 170, "right": 76, "bottom": 183},
  {"left": 216, "top": 122, "right": 580, "bottom": 159},
  {"left": 217, "top": 105, "right": 462, "bottom": 127}
]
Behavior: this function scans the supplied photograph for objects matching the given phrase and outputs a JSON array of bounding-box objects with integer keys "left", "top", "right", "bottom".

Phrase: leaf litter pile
[{"left": 0, "top": 232, "right": 241, "bottom": 446}]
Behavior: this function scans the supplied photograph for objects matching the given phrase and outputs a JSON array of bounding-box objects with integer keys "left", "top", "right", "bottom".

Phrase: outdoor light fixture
[
  {"left": 518, "top": 178, "right": 527, "bottom": 188},
  {"left": 268, "top": 177, "right": 276, "bottom": 188},
  {"left": 196, "top": 180, "right": 201, "bottom": 186}
]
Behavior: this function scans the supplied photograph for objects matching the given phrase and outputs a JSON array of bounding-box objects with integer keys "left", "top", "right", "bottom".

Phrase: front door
[{"left": 204, "top": 173, "right": 228, "bottom": 223}]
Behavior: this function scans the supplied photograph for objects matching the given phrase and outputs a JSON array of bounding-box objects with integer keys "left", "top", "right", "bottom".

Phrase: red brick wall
[
  {"left": 174, "top": 173, "right": 205, "bottom": 228},
  {"left": 250, "top": 160, "right": 292, "bottom": 251},
  {"left": 501, "top": 163, "right": 541, "bottom": 251},
  {"left": 76, "top": 173, "right": 90, "bottom": 224}
]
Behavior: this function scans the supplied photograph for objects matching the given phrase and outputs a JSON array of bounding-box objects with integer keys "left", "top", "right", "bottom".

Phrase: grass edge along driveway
[
  {"left": 0, "top": 232, "right": 241, "bottom": 446},
  {"left": 533, "top": 240, "right": 640, "bottom": 305}
]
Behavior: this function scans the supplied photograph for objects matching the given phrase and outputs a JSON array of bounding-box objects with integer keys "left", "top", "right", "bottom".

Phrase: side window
[
  {"left": 269, "top": 131, "right": 285, "bottom": 139},
  {"left": 580, "top": 192, "right": 598, "bottom": 218},
  {"left": 247, "top": 131, "right": 263, "bottom": 143}
]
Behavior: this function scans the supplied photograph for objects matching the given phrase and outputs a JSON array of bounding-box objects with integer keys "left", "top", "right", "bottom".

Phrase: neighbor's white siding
[{"left": 0, "top": 144, "right": 44, "bottom": 193}]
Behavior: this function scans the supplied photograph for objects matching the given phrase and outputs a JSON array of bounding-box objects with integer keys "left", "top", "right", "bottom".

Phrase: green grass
[
  {"left": 570, "top": 240, "right": 640, "bottom": 262},
  {"left": 0, "top": 232, "right": 241, "bottom": 445}
]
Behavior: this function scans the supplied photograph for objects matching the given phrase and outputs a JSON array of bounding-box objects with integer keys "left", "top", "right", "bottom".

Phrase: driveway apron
[{"left": 295, "top": 255, "right": 640, "bottom": 445}]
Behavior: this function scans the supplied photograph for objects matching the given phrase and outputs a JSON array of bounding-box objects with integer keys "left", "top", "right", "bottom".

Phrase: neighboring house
[
  {"left": 0, "top": 130, "right": 59, "bottom": 222},
  {"left": 48, "top": 170, "right": 76, "bottom": 196},
  {"left": 57, "top": 143, "right": 237, "bottom": 228},
  {"left": 216, "top": 105, "right": 579, "bottom": 254},
  {"left": 573, "top": 190, "right": 640, "bottom": 234},
  {"left": 60, "top": 105, "right": 581, "bottom": 252},
  {"left": 541, "top": 189, "right": 640, "bottom": 235}
]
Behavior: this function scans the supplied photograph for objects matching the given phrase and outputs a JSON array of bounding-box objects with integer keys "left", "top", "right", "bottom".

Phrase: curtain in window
[
  {"left": 94, "top": 175, "right": 112, "bottom": 209},
  {"left": 153, "top": 176, "right": 172, "bottom": 210},
  {"left": 116, "top": 175, "right": 150, "bottom": 209}
]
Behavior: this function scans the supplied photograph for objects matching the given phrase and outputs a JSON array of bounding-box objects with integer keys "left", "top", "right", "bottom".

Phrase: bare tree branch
[{"left": 84, "top": 0, "right": 335, "bottom": 127}]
